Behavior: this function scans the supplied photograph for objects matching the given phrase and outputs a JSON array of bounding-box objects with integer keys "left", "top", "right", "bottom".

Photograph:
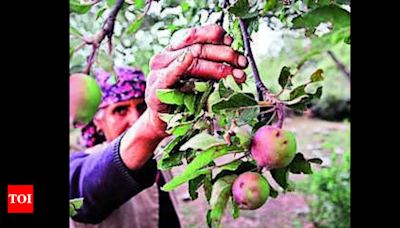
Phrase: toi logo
[{"left": 7, "top": 185, "right": 34, "bottom": 213}]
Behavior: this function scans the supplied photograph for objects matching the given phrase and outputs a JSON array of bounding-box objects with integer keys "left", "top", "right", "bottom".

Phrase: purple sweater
[{"left": 69, "top": 134, "right": 157, "bottom": 224}]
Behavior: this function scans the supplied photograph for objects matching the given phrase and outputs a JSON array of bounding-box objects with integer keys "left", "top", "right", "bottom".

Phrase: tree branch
[
  {"left": 327, "top": 50, "right": 350, "bottom": 80},
  {"left": 81, "top": 0, "right": 125, "bottom": 75},
  {"left": 238, "top": 18, "right": 270, "bottom": 101}
]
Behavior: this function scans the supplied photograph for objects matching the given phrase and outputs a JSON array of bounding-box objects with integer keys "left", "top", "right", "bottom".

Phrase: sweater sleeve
[{"left": 69, "top": 133, "right": 157, "bottom": 224}]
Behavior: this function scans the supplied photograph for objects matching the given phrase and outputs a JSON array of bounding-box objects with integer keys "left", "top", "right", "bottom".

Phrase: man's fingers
[
  {"left": 185, "top": 58, "right": 246, "bottom": 84},
  {"left": 188, "top": 44, "right": 248, "bottom": 69},
  {"left": 150, "top": 44, "right": 248, "bottom": 70},
  {"left": 165, "top": 24, "right": 232, "bottom": 52},
  {"left": 149, "top": 50, "right": 183, "bottom": 70},
  {"left": 162, "top": 51, "right": 195, "bottom": 87}
]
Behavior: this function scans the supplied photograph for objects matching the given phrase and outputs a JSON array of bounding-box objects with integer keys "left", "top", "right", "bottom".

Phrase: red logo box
[{"left": 7, "top": 185, "right": 34, "bottom": 213}]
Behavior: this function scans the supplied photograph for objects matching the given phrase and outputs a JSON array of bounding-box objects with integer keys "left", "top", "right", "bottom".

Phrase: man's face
[{"left": 94, "top": 98, "right": 147, "bottom": 142}]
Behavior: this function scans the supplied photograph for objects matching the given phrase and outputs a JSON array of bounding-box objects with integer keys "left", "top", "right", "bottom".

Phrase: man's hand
[
  {"left": 120, "top": 24, "right": 249, "bottom": 171},
  {"left": 145, "top": 24, "right": 249, "bottom": 133}
]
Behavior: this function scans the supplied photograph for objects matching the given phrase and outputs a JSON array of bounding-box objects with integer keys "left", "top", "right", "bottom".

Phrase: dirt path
[{"left": 171, "top": 116, "right": 349, "bottom": 228}]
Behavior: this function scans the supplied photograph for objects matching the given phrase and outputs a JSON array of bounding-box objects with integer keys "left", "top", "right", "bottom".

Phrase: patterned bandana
[
  {"left": 96, "top": 66, "right": 146, "bottom": 108},
  {"left": 80, "top": 66, "right": 146, "bottom": 148}
]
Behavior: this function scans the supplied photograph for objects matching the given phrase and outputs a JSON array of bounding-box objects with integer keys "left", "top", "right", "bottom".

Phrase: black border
[{"left": 3, "top": 1, "right": 69, "bottom": 227}]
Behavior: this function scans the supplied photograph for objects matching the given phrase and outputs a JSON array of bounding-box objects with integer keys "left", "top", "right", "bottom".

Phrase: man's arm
[{"left": 69, "top": 131, "right": 158, "bottom": 224}]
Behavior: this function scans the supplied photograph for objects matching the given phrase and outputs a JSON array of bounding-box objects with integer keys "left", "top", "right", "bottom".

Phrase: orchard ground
[{"left": 69, "top": 115, "right": 350, "bottom": 228}]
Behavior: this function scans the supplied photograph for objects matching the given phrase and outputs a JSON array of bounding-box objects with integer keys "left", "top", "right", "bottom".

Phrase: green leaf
[
  {"left": 156, "top": 89, "right": 185, "bottom": 105},
  {"left": 162, "top": 145, "right": 240, "bottom": 191},
  {"left": 230, "top": 20, "right": 244, "bottom": 52},
  {"left": 313, "top": 86, "right": 323, "bottom": 99},
  {"left": 69, "top": 197, "right": 84, "bottom": 216},
  {"left": 159, "top": 113, "right": 176, "bottom": 124},
  {"left": 270, "top": 167, "right": 289, "bottom": 190},
  {"left": 210, "top": 175, "right": 237, "bottom": 228},
  {"left": 162, "top": 135, "right": 184, "bottom": 154},
  {"left": 194, "top": 82, "right": 209, "bottom": 92},
  {"left": 212, "top": 93, "right": 257, "bottom": 114},
  {"left": 223, "top": 75, "right": 242, "bottom": 92},
  {"left": 335, "top": 0, "right": 351, "bottom": 4},
  {"left": 183, "top": 94, "right": 196, "bottom": 114},
  {"left": 220, "top": 160, "right": 243, "bottom": 171},
  {"left": 245, "top": 17, "right": 259, "bottom": 36},
  {"left": 305, "top": 0, "right": 331, "bottom": 9},
  {"left": 96, "top": 7, "right": 107, "bottom": 20},
  {"left": 195, "top": 83, "right": 214, "bottom": 117},
  {"left": 289, "top": 85, "right": 307, "bottom": 101},
  {"left": 106, "top": 0, "right": 116, "bottom": 7},
  {"left": 158, "top": 150, "right": 185, "bottom": 170},
  {"left": 344, "top": 34, "right": 351, "bottom": 44},
  {"left": 164, "top": 112, "right": 190, "bottom": 129},
  {"left": 181, "top": 0, "right": 190, "bottom": 13},
  {"left": 69, "top": 26, "right": 83, "bottom": 37},
  {"left": 231, "top": 197, "right": 240, "bottom": 219},
  {"left": 278, "top": 66, "right": 293, "bottom": 89},
  {"left": 269, "top": 184, "right": 279, "bottom": 198},
  {"left": 70, "top": 0, "right": 92, "bottom": 14},
  {"left": 189, "top": 174, "right": 205, "bottom": 200},
  {"left": 228, "top": 0, "right": 250, "bottom": 17},
  {"left": 162, "top": 169, "right": 211, "bottom": 191},
  {"left": 287, "top": 86, "right": 322, "bottom": 111},
  {"left": 262, "top": 0, "right": 277, "bottom": 13},
  {"left": 204, "top": 173, "right": 213, "bottom": 203},
  {"left": 70, "top": 197, "right": 84, "bottom": 210},
  {"left": 308, "top": 158, "right": 323, "bottom": 164},
  {"left": 292, "top": 5, "right": 350, "bottom": 35},
  {"left": 232, "top": 125, "right": 252, "bottom": 149},
  {"left": 127, "top": 17, "right": 144, "bottom": 35},
  {"left": 180, "top": 131, "right": 226, "bottom": 151},
  {"left": 207, "top": 90, "right": 222, "bottom": 116},
  {"left": 135, "top": 0, "right": 146, "bottom": 10},
  {"left": 289, "top": 153, "right": 313, "bottom": 174},
  {"left": 70, "top": 204, "right": 77, "bottom": 217},
  {"left": 218, "top": 80, "right": 234, "bottom": 98},
  {"left": 170, "top": 124, "right": 191, "bottom": 136},
  {"left": 213, "top": 161, "right": 257, "bottom": 184},
  {"left": 310, "top": 69, "right": 324, "bottom": 82},
  {"left": 206, "top": 210, "right": 212, "bottom": 227},
  {"left": 237, "top": 108, "right": 259, "bottom": 127},
  {"left": 70, "top": 48, "right": 74, "bottom": 59}
]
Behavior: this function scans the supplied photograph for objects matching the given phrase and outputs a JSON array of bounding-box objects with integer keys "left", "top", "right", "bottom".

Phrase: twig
[
  {"left": 265, "top": 110, "right": 277, "bottom": 126},
  {"left": 327, "top": 50, "right": 350, "bottom": 80},
  {"left": 216, "top": 0, "right": 228, "bottom": 26},
  {"left": 73, "top": 41, "right": 87, "bottom": 53},
  {"left": 126, "top": 0, "right": 152, "bottom": 31},
  {"left": 80, "top": 0, "right": 125, "bottom": 75},
  {"left": 259, "top": 107, "right": 276, "bottom": 116},
  {"left": 238, "top": 18, "right": 270, "bottom": 102},
  {"left": 276, "top": 103, "right": 285, "bottom": 129}
]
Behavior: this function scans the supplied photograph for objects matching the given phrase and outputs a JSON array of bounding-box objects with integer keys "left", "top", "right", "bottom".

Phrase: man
[
  {"left": 69, "top": 24, "right": 248, "bottom": 228},
  {"left": 70, "top": 65, "right": 180, "bottom": 228}
]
